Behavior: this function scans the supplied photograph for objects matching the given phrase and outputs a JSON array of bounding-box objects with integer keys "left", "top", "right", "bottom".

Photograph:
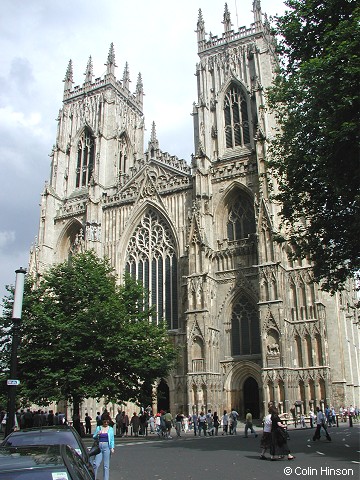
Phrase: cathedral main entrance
[
  {"left": 156, "top": 379, "right": 170, "bottom": 413},
  {"left": 243, "top": 377, "right": 260, "bottom": 418}
]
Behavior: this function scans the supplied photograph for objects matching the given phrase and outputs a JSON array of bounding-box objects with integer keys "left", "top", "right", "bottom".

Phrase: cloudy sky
[{"left": 0, "top": 0, "right": 286, "bottom": 304}]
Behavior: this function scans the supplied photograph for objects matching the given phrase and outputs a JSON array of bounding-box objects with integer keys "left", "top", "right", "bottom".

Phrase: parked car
[
  {"left": 0, "top": 444, "right": 94, "bottom": 479},
  {"left": 1, "top": 425, "right": 93, "bottom": 473}
]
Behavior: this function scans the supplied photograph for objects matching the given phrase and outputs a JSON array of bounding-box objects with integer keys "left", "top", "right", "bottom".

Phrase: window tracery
[
  {"left": 76, "top": 129, "right": 95, "bottom": 188},
  {"left": 224, "top": 84, "right": 250, "bottom": 149},
  {"left": 231, "top": 295, "right": 260, "bottom": 356},
  {"left": 227, "top": 195, "right": 255, "bottom": 241},
  {"left": 125, "top": 209, "right": 178, "bottom": 329}
]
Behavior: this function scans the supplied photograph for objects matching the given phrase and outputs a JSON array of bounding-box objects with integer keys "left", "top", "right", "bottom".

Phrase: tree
[
  {"left": 0, "top": 251, "right": 177, "bottom": 413},
  {"left": 267, "top": 0, "right": 360, "bottom": 292}
]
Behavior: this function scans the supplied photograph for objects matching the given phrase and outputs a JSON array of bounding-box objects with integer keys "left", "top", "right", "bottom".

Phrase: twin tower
[{"left": 30, "top": 2, "right": 359, "bottom": 416}]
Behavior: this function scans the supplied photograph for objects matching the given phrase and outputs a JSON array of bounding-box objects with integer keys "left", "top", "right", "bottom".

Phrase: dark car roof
[
  {"left": 0, "top": 444, "right": 94, "bottom": 479},
  {"left": 2, "top": 426, "right": 83, "bottom": 447}
]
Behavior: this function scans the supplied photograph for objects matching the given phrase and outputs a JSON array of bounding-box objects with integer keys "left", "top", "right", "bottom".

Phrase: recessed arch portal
[
  {"left": 157, "top": 379, "right": 169, "bottom": 413},
  {"left": 243, "top": 377, "right": 260, "bottom": 418},
  {"left": 57, "top": 219, "right": 84, "bottom": 263}
]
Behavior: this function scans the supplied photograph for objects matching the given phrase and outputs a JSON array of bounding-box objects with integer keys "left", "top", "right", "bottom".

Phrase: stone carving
[
  {"left": 86, "top": 223, "right": 101, "bottom": 242},
  {"left": 267, "top": 343, "right": 280, "bottom": 355}
]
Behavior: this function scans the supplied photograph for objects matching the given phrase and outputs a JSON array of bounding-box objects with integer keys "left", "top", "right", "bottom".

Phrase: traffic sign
[{"left": 7, "top": 379, "right": 20, "bottom": 386}]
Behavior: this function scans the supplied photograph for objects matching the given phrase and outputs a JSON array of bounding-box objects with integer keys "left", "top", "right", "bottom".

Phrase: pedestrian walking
[
  {"left": 313, "top": 407, "right": 331, "bottom": 441},
  {"left": 244, "top": 409, "right": 258, "bottom": 438},
  {"left": 260, "top": 406, "right": 272, "bottom": 460},
  {"left": 270, "top": 407, "right": 295, "bottom": 461}
]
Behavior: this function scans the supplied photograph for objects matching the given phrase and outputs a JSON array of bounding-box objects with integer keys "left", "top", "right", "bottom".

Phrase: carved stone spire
[
  {"left": 253, "top": 0, "right": 262, "bottom": 24},
  {"left": 122, "top": 62, "right": 130, "bottom": 90},
  {"left": 63, "top": 59, "right": 73, "bottom": 92},
  {"left": 135, "top": 72, "right": 144, "bottom": 103},
  {"left": 196, "top": 9, "right": 205, "bottom": 43},
  {"left": 148, "top": 121, "right": 159, "bottom": 154},
  {"left": 84, "top": 56, "right": 93, "bottom": 84},
  {"left": 105, "top": 43, "right": 117, "bottom": 76},
  {"left": 222, "top": 3, "right": 232, "bottom": 33}
]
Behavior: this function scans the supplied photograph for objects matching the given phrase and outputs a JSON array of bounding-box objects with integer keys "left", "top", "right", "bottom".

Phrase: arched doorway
[
  {"left": 157, "top": 379, "right": 170, "bottom": 412},
  {"left": 243, "top": 377, "right": 260, "bottom": 418}
]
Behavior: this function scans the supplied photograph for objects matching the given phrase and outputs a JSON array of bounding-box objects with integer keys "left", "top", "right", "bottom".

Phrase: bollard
[
  {"left": 349, "top": 415, "right": 353, "bottom": 427},
  {"left": 336, "top": 414, "right": 339, "bottom": 427}
]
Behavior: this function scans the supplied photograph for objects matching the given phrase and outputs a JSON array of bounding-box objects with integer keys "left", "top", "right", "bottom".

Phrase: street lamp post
[{"left": 5, "top": 267, "right": 26, "bottom": 438}]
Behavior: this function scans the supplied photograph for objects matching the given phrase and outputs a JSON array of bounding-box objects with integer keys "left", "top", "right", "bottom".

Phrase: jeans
[{"left": 93, "top": 442, "right": 111, "bottom": 480}]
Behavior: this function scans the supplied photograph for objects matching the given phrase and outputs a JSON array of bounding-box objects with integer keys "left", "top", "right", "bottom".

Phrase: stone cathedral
[{"left": 30, "top": 2, "right": 359, "bottom": 418}]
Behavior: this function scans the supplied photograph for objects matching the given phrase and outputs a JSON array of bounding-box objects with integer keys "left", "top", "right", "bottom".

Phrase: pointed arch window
[
  {"left": 76, "top": 129, "right": 95, "bottom": 188},
  {"left": 227, "top": 194, "right": 256, "bottom": 240},
  {"left": 224, "top": 84, "right": 250, "bottom": 149},
  {"left": 125, "top": 209, "right": 178, "bottom": 329},
  {"left": 231, "top": 294, "right": 260, "bottom": 356},
  {"left": 118, "top": 135, "right": 128, "bottom": 175}
]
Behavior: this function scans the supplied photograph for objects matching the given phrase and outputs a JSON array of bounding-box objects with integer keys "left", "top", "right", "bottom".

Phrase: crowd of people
[{"left": 0, "top": 408, "right": 67, "bottom": 432}]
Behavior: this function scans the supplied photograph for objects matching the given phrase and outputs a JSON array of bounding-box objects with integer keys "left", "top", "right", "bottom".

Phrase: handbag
[
  {"left": 88, "top": 437, "right": 101, "bottom": 457},
  {"left": 276, "top": 426, "right": 289, "bottom": 444}
]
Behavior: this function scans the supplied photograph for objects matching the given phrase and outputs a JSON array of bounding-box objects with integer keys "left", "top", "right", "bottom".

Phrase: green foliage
[
  {"left": 267, "top": 0, "right": 360, "bottom": 292},
  {"left": 0, "top": 252, "right": 177, "bottom": 411}
]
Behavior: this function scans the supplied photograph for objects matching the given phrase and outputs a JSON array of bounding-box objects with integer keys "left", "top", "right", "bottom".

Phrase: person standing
[
  {"left": 191, "top": 412, "right": 198, "bottom": 436},
  {"left": 206, "top": 410, "right": 214, "bottom": 436},
  {"left": 115, "top": 409, "right": 122, "bottom": 436},
  {"left": 85, "top": 413, "right": 92, "bottom": 435},
  {"left": 175, "top": 413, "right": 183, "bottom": 437},
  {"left": 230, "top": 408, "right": 239, "bottom": 435},
  {"left": 149, "top": 413, "right": 155, "bottom": 434},
  {"left": 213, "top": 411, "right": 220, "bottom": 436},
  {"left": 121, "top": 411, "right": 129, "bottom": 437},
  {"left": 221, "top": 410, "right": 229, "bottom": 435},
  {"left": 244, "top": 409, "right": 258, "bottom": 438},
  {"left": 93, "top": 418, "right": 115, "bottom": 480},
  {"left": 47, "top": 410, "right": 54, "bottom": 427},
  {"left": 130, "top": 412, "right": 140, "bottom": 437},
  {"left": 73, "top": 413, "right": 81, "bottom": 436},
  {"left": 96, "top": 412, "right": 102, "bottom": 426},
  {"left": 198, "top": 411, "right": 207, "bottom": 436},
  {"left": 164, "top": 410, "right": 173, "bottom": 438}
]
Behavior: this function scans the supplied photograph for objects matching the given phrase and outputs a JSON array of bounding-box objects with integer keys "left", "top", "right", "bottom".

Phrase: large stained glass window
[{"left": 125, "top": 209, "right": 178, "bottom": 329}]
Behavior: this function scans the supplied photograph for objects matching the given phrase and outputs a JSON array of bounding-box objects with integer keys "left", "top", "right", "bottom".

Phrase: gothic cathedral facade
[{"left": 30, "top": 2, "right": 359, "bottom": 417}]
